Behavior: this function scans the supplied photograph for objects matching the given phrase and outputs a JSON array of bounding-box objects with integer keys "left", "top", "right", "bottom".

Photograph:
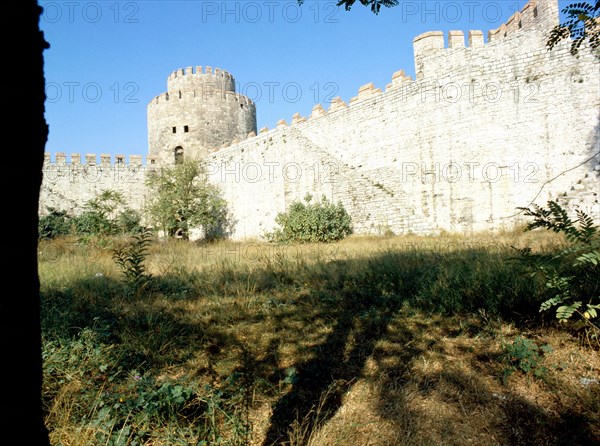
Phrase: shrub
[
  {"left": 267, "top": 194, "right": 352, "bottom": 243},
  {"left": 38, "top": 191, "right": 144, "bottom": 239},
  {"left": 517, "top": 201, "right": 599, "bottom": 329},
  {"left": 116, "top": 208, "right": 143, "bottom": 234},
  {"left": 38, "top": 207, "right": 71, "bottom": 239},
  {"left": 72, "top": 210, "right": 115, "bottom": 236}
]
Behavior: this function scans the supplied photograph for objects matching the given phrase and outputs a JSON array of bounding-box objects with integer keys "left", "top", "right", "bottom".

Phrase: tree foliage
[
  {"left": 516, "top": 201, "right": 599, "bottom": 330},
  {"left": 145, "top": 161, "right": 228, "bottom": 240},
  {"left": 547, "top": 1, "right": 600, "bottom": 56},
  {"left": 298, "top": 0, "right": 398, "bottom": 14},
  {"left": 73, "top": 190, "right": 142, "bottom": 237}
]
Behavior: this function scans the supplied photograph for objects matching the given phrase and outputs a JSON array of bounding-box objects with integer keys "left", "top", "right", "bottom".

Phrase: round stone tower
[{"left": 147, "top": 66, "right": 257, "bottom": 165}]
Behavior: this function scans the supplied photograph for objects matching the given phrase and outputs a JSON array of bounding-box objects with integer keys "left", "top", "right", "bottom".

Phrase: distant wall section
[{"left": 40, "top": 153, "right": 151, "bottom": 215}]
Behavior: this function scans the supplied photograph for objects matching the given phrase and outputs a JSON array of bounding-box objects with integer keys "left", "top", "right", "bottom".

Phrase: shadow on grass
[
  {"left": 41, "top": 246, "right": 598, "bottom": 445},
  {"left": 369, "top": 317, "right": 600, "bottom": 446}
]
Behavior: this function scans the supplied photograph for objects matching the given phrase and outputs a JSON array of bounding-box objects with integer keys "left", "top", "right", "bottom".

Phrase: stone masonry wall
[
  {"left": 205, "top": 0, "right": 599, "bottom": 238},
  {"left": 40, "top": 0, "right": 600, "bottom": 239},
  {"left": 40, "top": 153, "right": 150, "bottom": 215}
]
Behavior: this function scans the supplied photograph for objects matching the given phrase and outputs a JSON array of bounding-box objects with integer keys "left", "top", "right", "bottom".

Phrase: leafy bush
[
  {"left": 72, "top": 210, "right": 115, "bottom": 236},
  {"left": 267, "top": 194, "right": 352, "bottom": 243},
  {"left": 38, "top": 207, "right": 71, "bottom": 239},
  {"left": 116, "top": 208, "right": 143, "bottom": 234},
  {"left": 38, "top": 190, "right": 143, "bottom": 239},
  {"left": 517, "top": 201, "right": 599, "bottom": 329},
  {"left": 76, "top": 190, "right": 142, "bottom": 236},
  {"left": 501, "top": 336, "right": 553, "bottom": 381}
]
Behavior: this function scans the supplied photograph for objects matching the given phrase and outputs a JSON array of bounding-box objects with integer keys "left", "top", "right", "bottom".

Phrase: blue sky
[{"left": 41, "top": 0, "right": 566, "bottom": 159}]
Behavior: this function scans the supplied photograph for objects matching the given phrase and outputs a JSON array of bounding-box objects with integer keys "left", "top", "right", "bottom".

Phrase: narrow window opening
[
  {"left": 184, "top": 125, "right": 189, "bottom": 133},
  {"left": 179, "top": 90, "right": 182, "bottom": 99},
  {"left": 174, "top": 146, "right": 184, "bottom": 164},
  {"left": 172, "top": 127, "right": 176, "bottom": 133},
  {"left": 150, "top": 159, "right": 156, "bottom": 165}
]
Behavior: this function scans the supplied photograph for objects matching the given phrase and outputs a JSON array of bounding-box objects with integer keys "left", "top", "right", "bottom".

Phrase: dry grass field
[{"left": 39, "top": 232, "right": 599, "bottom": 445}]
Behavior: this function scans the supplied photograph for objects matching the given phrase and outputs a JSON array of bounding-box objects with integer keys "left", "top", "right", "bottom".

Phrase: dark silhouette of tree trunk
[{"left": 0, "top": 1, "right": 50, "bottom": 444}]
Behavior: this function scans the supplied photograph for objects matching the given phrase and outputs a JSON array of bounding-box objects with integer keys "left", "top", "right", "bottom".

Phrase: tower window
[
  {"left": 172, "top": 127, "right": 176, "bottom": 133},
  {"left": 174, "top": 146, "right": 184, "bottom": 165},
  {"left": 184, "top": 125, "right": 189, "bottom": 133}
]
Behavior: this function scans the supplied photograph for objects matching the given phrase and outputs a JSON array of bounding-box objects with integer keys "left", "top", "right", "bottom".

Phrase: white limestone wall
[
  {"left": 39, "top": 0, "right": 599, "bottom": 239},
  {"left": 206, "top": 2, "right": 599, "bottom": 239},
  {"left": 40, "top": 154, "right": 149, "bottom": 215}
]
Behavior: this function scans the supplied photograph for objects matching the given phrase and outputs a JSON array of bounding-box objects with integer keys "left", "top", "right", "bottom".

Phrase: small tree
[
  {"left": 85, "top": 190, "right": 126, "bottom": 220},
  {"left": 268, "top": 193, "right": 352, "bottom": 243},
  {"left": 145, "top": 160, "right": 228, "bottom": 240}
]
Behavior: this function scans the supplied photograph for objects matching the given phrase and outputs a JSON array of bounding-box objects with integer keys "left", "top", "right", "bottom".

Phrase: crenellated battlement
[
  {"left": 260, "top": 1, "right": 559, "bottom": 128},
  {"left": 44, "top": 152, "right": 147, "bottom": 167},
  {"left": 263, "top": 69, "right": 413, "bottom": 129},
  {"left": 211, "top": 0, "right": 576, "bottom": 150},
  {"left": 488, "top": 0, "right": 559, "bottom": 42},
  {"left": 167, "top": 65, "right": 236, "bottom": 94},
  {"left": 227, "top": 0, "right": 567, "bottom": 138},
  {"left": 147, "top": 66, "right": 257, "bottom": 161},
  {"left": 412, "top": 0, "right": 559, "bottom": 79},
  {"left": 147, "top": 89, "right": 256, "bottom": 108},
  {"left": 413, "top": 30, "right": 486, "bottom": 78},
  {"left": 349, "top": 82, "right": 383, "bottom": 104},
  {"left": 167, "top": 66, "right": 234, "bottom": 81}
]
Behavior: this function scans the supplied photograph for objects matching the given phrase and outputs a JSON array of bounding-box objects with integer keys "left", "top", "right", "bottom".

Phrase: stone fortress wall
[
  {"left": 40, "top": 0, "right": 600, "bottom": 239},
  {"left": 41, "top": 153, "right": 152, "bottom": 216}
]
